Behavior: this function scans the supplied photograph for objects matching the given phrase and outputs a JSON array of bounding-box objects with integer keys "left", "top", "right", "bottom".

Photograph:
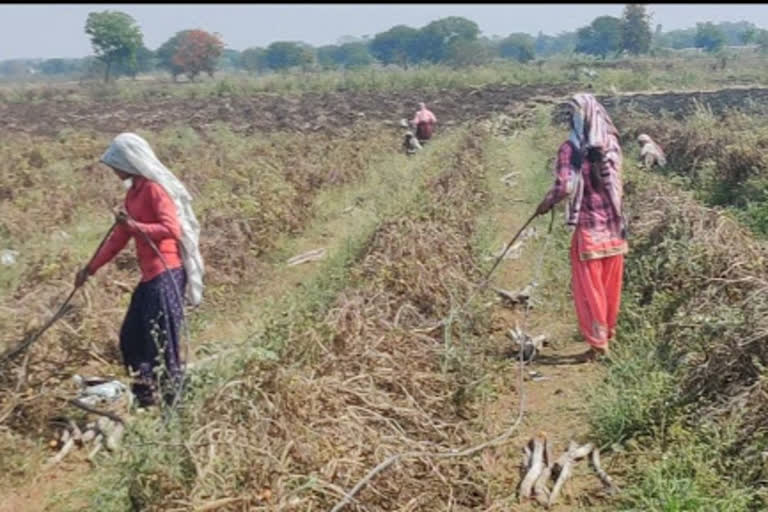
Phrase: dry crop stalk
[
  {"left": 330, "top": 211, "right": 552, "bottom": 511},
  {"left": 533, "top": 438, "right": 554, "bottom": 505},
  {"left": 519, "top": 433, "right": 547, "bottom": 500},
  {"left": 518, "top": 435, "right": 617, "bottom": 508},
  {"left": 0, "top": 221, "right": 117, "bottom": 367},
  {"left": 548, "top": 441, "right": 594, "bottom": 507},
  {"left": 590, "top": 446, "right": 618, "bottom": 494}
]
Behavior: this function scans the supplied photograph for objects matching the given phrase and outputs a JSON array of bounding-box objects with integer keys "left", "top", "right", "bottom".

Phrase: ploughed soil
[{"left": 3, "top": 83, "right": 767, "bottom": 137}]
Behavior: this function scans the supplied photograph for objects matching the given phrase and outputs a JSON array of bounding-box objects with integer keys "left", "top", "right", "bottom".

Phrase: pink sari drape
[{"left": 570, "top": 227, "right": 625, "bottom": 349}]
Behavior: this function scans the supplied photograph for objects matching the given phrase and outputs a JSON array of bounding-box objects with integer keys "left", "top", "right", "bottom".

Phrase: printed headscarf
[
  {"left": 564, "top": 93, "right": 623, "bottom": 227},
  {"left": 101, "top": 133, "right": 205, "bottom": 307}
]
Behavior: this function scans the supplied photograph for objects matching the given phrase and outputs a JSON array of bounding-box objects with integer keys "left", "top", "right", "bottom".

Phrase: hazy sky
[{"left": 2, "top": 4, "right": 767, "bottom": 60}]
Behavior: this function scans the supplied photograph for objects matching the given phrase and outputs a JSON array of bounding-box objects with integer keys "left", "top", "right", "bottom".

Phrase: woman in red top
[
  {"left": 75, "top": 133, "right": 204, "bottom": 407},
  {"left": 535, "top": 93, "right": 627, "bottom": 361}
]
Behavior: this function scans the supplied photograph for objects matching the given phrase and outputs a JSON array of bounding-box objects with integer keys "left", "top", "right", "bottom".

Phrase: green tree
[
  {"left": 575, "top": 16, "right": 623, "bottom": 57},
  {"left": 315, "top": 43, "right": 372, "bottom": 69},
  {"left": 264, "top": 41, "right": 313, "bottom": 71},
  {"left": 316, "top": 45, "right": 339, "bottom": 69},
  {"left": 114, "top": 44, "right": 154, "bottom": 79},
  {"left": 655, "top": 26, "right": 696, "bottom": 49},
  {"left": 217, "top": 49, "right": 242, "bottom": 71},
  {"left": 414, "top": 16, "right": 480, "bottom": 64},
  {"left": 741, "top": 27, "right": 757, "bottom": 46},
  {"left": 334, "top": 42, "right": 373, "bottom": 68},
  {"left": 695, "top": 22, "right": 726, "bottom": 53},
  {"left": 0, "top": 60, "right": 36, "bottom": 77},
  {"left": 369, "top": 25, "right": 420, "bottom": 68},
  {"left": 535, "top": 31, "right": 577, "bottom": 56},
  {"left": 716, "top": 21, "right": 758, "bottom": 45},
  {"left": 84, "top": 10, "right": 144, "bottom": 82},
  {"left": 446, "top": 39, "right": 492, "bottom": 68},
  {"left": 135, "top": 45, "right": 155, "bottom": 74},
  {"left": 240, "top": 47, "right": 268, "bottom": 73},
  {"left": 499, "top": 33, "right": 535, "bottom": 62},
  {"left": 40, "top": 58, "right": 84, "bottom": 75},
  {"left": 755, "top": 30, "right": 768, "bottom": 54},
  {"left": 621, "top": 4, "right": 652, "bottom": 55}
]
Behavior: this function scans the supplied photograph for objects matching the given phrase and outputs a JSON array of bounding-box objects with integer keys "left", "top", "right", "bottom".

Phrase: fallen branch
[
  {"left": 493, "top": 283, "right": 536, "bottom": 308},
  {"left": 194, "top": 497, "right": 243, "bottom": 512},
  {"left": 549, "top": 441, "right": 592, "bottom": 507},
  {"left": 286, "top": 248, "right": 326, "bottom": 266},
  {"left": 590, "top": 447, "right": 619, "bottom": 495},
  {"left": 501, "top": 171, "right": 520, "bottom": 186},
  {"left": 507, "top": 325, "right": 548, "bottom": 363},
  {"left": 533, "top": 438, "right": 554, "bottom": 506}
]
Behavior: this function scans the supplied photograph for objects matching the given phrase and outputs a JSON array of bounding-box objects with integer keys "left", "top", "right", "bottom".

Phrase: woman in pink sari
[
  {"left": 535, "top": 93, "right": 627, "bottom": 360},
  {"left": 410, "top": 102, "right": 437, "bottom": 144}
]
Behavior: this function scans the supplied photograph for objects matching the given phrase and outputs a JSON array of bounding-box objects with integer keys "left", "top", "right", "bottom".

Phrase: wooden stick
[
  {"left": 87, "top": 434, "right": 104, "bottom": 462},
  {"left": 590, "top": 448, "right": 619, "bottom": 494},
  {"left": 194, "top": 497, "right": 242, "bottom": 512},
  {"left": 45, "top": 436, "right": 75, "bottom": 468},
  {"left": 533, "top": 437, "right": 553, "bottom": 505},
  {"left": 522, "top": 442, "right": 532, "bottom": 474},
  {"left": 519, "top": 435, "right": 546, "bottom": 500},
  {"left": 548, "top": 441, "right": 580, "bottom": 507}
]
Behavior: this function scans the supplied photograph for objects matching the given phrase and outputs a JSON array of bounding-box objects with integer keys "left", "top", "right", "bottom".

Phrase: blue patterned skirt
[{"left": 119, "top": 267, "right": 186, "bottom": 406}]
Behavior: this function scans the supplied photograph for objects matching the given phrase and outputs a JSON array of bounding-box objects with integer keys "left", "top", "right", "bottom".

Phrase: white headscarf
[{"left": 101, "top": 133, "right": 204, "bottom": 307}]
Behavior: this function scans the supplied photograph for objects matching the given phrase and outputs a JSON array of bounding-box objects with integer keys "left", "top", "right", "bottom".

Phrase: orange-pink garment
[
  {"left": 570, "top": 227, "right": 624, "bottom": 349},
  {"left": 411, "top": 108, "right": 437, "bottom": 126}
]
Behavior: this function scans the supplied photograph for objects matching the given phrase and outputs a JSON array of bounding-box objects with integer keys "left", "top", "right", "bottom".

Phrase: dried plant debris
[{"left": 519, "top": 433, "right": 618, "bottom": 507}]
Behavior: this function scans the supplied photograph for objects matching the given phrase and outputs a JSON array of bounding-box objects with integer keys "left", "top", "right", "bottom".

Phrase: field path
[{"left": 474, "top": 128, "right": 615, "bottom": 510}]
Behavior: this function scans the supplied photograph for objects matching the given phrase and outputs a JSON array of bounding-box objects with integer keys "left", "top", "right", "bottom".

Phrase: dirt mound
[
  {"left": 5, "top": 83, "right": 767, "bottom": 138},
  {"left": 0, "top": 84, "right": 569, "bottom": 137},
  {"left": 602, "top": 87, "right": 768, "bottom": 119},
  {"left": 546, "top": 87, "right": 768, "bottom": 126}
]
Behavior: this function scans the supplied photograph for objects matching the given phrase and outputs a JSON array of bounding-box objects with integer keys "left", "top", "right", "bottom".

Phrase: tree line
[{"left": 2, "top": 5, "right": 767, "bottom": 81}]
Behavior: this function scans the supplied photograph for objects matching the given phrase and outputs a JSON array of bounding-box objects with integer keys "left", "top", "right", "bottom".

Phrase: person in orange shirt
[{"left": 75, "top": 133, "right": 204, "bottom": 407}]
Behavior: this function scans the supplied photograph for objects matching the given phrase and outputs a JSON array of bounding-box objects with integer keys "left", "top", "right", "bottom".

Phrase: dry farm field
[{"left": 3, "top": 64, "right": 768, "bottom": 511}]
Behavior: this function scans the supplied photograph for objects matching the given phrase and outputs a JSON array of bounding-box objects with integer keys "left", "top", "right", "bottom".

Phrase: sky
[{"left": 2, "top": 3, "right": 767, "bottom": 60}]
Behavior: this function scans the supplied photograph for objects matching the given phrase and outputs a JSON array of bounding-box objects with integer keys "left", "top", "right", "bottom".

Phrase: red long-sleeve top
[{"left": 88, "top": 176, "right": 183, "bottom": 282}]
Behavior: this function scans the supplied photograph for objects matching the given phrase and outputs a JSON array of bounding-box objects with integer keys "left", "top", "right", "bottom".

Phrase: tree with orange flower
[{"left": 170, "top": 29, "right": 224, "bottom": 81}]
